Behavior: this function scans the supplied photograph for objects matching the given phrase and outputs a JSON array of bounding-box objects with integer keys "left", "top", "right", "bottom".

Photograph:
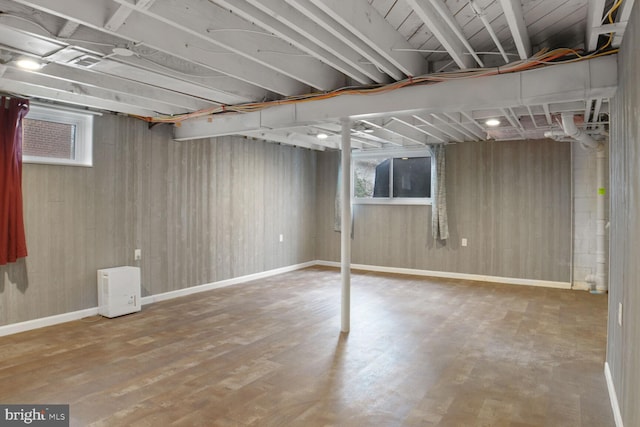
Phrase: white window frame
[
  {"left": 352, "top": 147, "right": 434, "bottom": 206},
  {"left": 22, "top": 104, "right": 96, "bottom": 167}
]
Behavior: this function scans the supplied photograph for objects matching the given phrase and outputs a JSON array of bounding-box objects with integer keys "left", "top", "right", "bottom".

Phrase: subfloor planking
[{"left": 0, "top": 267, "right": 613, "bottom": 426}]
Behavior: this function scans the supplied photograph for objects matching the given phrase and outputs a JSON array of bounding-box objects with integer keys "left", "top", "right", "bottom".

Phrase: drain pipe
[
  {"left": 560, "top": 113, "right": 600, "bottom": 150},
  {"left": 593, "top": 147, "right": 607, "bottom": 294},
  {"left": 559, "top": 113, "right": 607, "bottom": 293}
]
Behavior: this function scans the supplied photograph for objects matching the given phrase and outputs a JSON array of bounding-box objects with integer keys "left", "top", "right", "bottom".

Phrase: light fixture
[
  {"left": 485, "top": 118, "right": 501, "bottom": 127},
  {"left": 364, "top": 128, "right": 374, "bottom": 133},
  {"left": 316, "top": 132, "right": 329, "bottom": 140},
  {"left": 15, "top": 58, "right": 43, "bottom": 70}
]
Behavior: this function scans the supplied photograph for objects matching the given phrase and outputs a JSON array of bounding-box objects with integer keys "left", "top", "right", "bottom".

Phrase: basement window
[
  {"left": 22, "top": 104, "right": 94, "bottom": 167},
  {"left": 353, "top": 148, "right": 432, "bottom": 205}
]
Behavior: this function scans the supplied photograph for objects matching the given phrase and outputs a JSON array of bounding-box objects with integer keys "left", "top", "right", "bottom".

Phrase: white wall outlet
[
  {"left": 618, "top": 302, "right": 623, "bottom": 326},
  {"left": 461, "top": 238, "right": 468, "bottom": 247},
  {"left": 134, "top": 249, "right": 142, "bottom": 261},
  {"left": 279, "top": 234, "right": 284, "bottom": 243}
]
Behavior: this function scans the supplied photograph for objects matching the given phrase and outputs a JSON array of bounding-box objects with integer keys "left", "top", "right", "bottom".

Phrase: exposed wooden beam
[
  {"left": 307, "top": 0, "right": 427, "bottom": 77},
  {"left": 57, "top": 20, "right": 80, "bottom": 38},
  {"left": 209, "top": 0, "right": 366, "bottom": 85},
  {"left": 240, "top": 130, "right": 330, "bottom": 151},
  {"left": 238, "top": 0, "right": 387, "bottom": 84},
  {"left": 390, "top": 116, "right": 448, "bottom": 144},
  {"left": 105, "top": 0, "right": 155, "bottom": 31},
  {"left": 498, "top": 0, "right": 531, "bottom": 59},
  {"left": 613, "top": 0, "right": 635, "bottom": 47},
  {"left": 585, "top": 0, "right": 607, "bottom": 51},
  {"left": 0, "top": 67, "right": 160, "bottom": 116},
  {"left": 412, "top": 114, "right": 463, "bottom": 143},
  {"left": 12, "top": 0, "right": 308, "bottom": 95},
  {"left": 33, "top": 62, "right": 213, "bottom": 112},
  {"left": 110, "top": 0, "right": 344, "bottom": 91},
  {"left": 406, "top": 0, "right": 482, "bottom": 68},
  {"left": 432, "top": 113, "right": 479, "bottom": 141},
  {"left": 93, "top": 56, "right": 260, "bottom": 105},
  {"left": 286, "top": 0, "right": 401, "bottom": 81}
]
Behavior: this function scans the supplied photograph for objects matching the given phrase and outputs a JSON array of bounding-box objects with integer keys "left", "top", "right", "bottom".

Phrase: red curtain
[{"left": 0, "top": 97, "right": 30, "bottom": 265}]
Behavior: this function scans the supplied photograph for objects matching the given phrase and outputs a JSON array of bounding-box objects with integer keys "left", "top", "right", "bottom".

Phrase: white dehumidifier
[{"left": 97, "top": 266, "right": 141, "bottom": 318}]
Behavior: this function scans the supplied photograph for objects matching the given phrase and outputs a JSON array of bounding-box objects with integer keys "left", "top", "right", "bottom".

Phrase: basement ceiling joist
[
  {"left": 109, "top": 0, "right": 346, "bottom": 90},
  {"left": 9, "top": 0, "right": 310, "bottom": 95},
  {"left": 0, "top": 0, "right": 628, "bottom": 150}
]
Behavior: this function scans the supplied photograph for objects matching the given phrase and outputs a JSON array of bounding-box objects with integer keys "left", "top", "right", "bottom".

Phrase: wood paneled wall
[
  {"left": 316, "top": 139, "right": 571, "bottom": 282},
  {"left": 0, "top": 114, "right": 317, "bottom": 326},
  {"left": 609, "top": 1, "right": 640, "bottom": 424}
]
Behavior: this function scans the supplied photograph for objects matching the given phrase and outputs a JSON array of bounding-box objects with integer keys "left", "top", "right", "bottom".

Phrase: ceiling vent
[{"left": 68, "top": 54, "right": 101, "bottom": 68}]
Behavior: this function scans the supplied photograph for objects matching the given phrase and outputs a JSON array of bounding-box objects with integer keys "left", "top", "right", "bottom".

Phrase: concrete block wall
[{"left": 572, "top": 142, "right": 609, "bottom": 290}]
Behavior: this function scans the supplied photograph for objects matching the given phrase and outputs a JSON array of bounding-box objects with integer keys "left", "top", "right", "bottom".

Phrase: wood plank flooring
[{"left": 0, "top": 267, "right": 613, "bottom": 426}]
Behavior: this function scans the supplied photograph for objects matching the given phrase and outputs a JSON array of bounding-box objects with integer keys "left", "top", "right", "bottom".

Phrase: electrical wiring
[
  {"left": 597, "top": 0, "right": 624, "bottom": 52},
  {"left": 133, "top": 45, "right": 618, "bottom": 125}
]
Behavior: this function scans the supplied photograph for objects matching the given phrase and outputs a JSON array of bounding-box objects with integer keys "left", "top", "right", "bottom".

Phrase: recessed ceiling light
[
  {"left": 485, "top": 118, "right": 501, "bottom": 127},
  {"left": 15, "top": 58, "right": 43, "bottom": 70},
  {"left": 364, "top": 128, "right": 374, "bottom": 133},
  {"left": 317, "top": 132, "right": 329, "bottom": 140}
]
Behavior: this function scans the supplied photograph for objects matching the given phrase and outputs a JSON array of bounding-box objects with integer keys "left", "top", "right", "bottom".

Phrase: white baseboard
[
  {"left": 605, "top": 362, "right": 624, "bottom": 427},
  {"left": 572, "top": 281, "right": 592, "bottom": 291},
  {"left": 0, "top": 260, "right": 570, "bottom": 337},
  {"left": 314, "top": 260, "right": 571, "bottom": 289},
  {"left": 0, "top": 261, "right": 316, "bottom": 337},
  {"left": 0, "top": 307, "right": 99, "bottom": 337},
  {"left": 140, "top": 261, "right": 317, "bottom": 305}
]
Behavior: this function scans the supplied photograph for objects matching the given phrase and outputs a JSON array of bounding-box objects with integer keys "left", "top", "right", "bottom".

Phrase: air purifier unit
[{"left": 97, "top": 266, "right": 141, "bottom": 318}]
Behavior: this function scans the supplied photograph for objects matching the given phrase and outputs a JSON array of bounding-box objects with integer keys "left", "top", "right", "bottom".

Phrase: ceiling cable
[{"left": 134, "top": 47, "right": 618, "bottom": 125}]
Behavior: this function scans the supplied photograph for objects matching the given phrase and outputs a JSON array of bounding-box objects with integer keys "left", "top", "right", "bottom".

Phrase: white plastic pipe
[
  {"left": 561, "top": 113, "right": 600, "bottom": 149},
  {"left": 594, "top": 147, "right": 607, "bottom": 293},
  {"left": 560, "top": 113, "right": 607, "bottom": 293},
  {"left": 558, "top": 113, "right": 607, "bottom": 292},
  {"left": 340, "top": 117, "right": 351, "bottom": 333}
]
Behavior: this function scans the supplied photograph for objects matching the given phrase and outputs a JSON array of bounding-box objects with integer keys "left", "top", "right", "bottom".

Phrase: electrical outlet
[
  {"left": 279, "top": 234, "right": 284, "bottom": 243},
  {"left": 618, "top": 302, "right": 623, "bottom": 326},
  {"left": 134, "top": 249, "right": 142, "bottom": 261},
  {"left": 461, "top": 238, "right": 468, "bottom": 247}
]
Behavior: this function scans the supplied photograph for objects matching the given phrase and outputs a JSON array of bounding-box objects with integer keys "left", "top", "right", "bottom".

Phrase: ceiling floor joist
[
  {"left": 236, "top": 0, "right": 386, "bottom": 84},
  {"left": 498, "top": 0, "right": 531, "bottom": 59},
  {"left": 306, "top": 0, "right": 427, "bottom": 78},
  {"left": 285, "top": 0, "right": 399, "bottom": 82},
  {"left": 11, "top": 0, "right": 309, "bottom": 96}
]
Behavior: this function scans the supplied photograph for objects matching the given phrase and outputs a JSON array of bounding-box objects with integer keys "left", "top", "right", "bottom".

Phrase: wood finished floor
[{"left": 0, "top": 267, "right": 613, "bottom": 426}]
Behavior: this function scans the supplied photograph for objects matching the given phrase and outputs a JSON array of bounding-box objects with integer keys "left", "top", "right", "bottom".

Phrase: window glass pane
[
  {"left": 23, "top": 118, "right": 76, "bottom": 160},
  {"left": 392, "top": 157, "right": 431, "bottom": 198},
  {"left": 373, "top": 158, "right": 390, "bottom": 197},
  {"left": 354, "top": 158, "right": 391, "bottom": 198}
]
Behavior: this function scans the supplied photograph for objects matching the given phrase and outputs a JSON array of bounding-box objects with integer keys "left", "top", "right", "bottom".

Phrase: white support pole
[{"left": 340, "top": 117, "right": 352, "bottom": 333}]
